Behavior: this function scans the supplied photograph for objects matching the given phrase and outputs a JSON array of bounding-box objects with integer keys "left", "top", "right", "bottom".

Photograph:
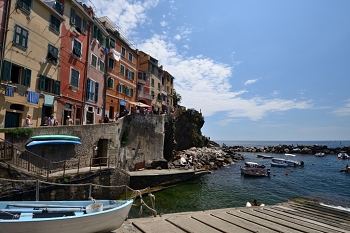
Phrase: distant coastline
[{"left": 214, "top": 140, "right": 350, "bottom": 149}]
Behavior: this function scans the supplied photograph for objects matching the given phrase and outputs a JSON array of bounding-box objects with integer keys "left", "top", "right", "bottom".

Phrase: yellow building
[{"left": 0, "top": 0, "right": 64, "bottom": 128}]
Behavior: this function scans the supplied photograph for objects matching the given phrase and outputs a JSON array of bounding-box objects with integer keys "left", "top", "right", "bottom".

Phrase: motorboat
[
  {"left": 240, "top": 166, "right": 270, "bottom": 177},
  {"left": 338, "top": 151, "right": 349, "bottom": 159},
  {"left": 245, "top": 161, "right": 266, "bottom": 168}
]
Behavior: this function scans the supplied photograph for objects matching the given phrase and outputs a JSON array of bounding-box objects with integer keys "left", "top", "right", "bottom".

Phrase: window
[
  {"left": 39, "top": 75, "right": 60, "bottom": 95},
  {"left": 107, "top": 77, "right": 114, "bottom": 89},
  {"left": 110, "top": 38, "right": 116, "bottom": 48},
  {"left": 99, "top": 59, "right": 104, "bottom": 72},
  {"left": 120, "top": 65, "right": 124, "bottom": 75},
  {"left": 121, "top": 47, "right": 126, "bottom": 57},
  {"left": 16, "top": 0, "right": 32, "bottom": 14},
  {"left": 70, "top": 8, "right": 87, "bottom": 33},
  {"left": 108, "top": 57, "right": 114, "bottom": 69},
  {"left": 93, "top": 25, "right": 106, "bottom": 46},
  {"left": 117, "top": 83, "right": 124, "bottom": 93},
  {"left": 86, "top": 78, "right": 99, "bottom": 102},
  {"left": 158, "top": 83, "right": 161, "bottom": 90},
  {"left": 49, "top": 15, "right": 61, "bottom": 34},
  {"left": 151, "top": 65, "right": 155, "bottom": 74},
  {"left": 70, "top": 68, "right": 79, "bottom": 87},
  {"left": 151, "top": 78, "right": 154, "bottom": 87},
  {"left": 47, "top": 44, "right": 59, "bottom": 64},
  {"left": 91, "top": 54, "right": 97, "bottom": 68},
  {"left": 126, "top": 69, "right": 134, "bottom": 80},
  {"left": 13, "top": 25, "right": 28, "bottom": 49},
  {"left": 72, "top": 38, "right": 82, "bottom": 58},
  {"left": 151, "top": 91, "right": 154, "bottom": 98},
  {"left": 54, "top": 1, "right": 62, "bottom": 14},
  {"left": 158, "top": 69, "right": 162, "bottom": 78},
  {"left": 128, "top": 52, "right": 133, "bottom": 62},
  {"left": 1, "top": 60, "right": 31, "bottom": 87}
]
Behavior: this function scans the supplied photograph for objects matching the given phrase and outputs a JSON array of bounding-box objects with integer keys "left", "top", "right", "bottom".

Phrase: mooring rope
[{"left": 134, "top": 190, "right": 157, "bottom": 217}]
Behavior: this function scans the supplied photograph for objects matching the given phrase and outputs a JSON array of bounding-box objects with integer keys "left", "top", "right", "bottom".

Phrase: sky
[{"left": 85, "top": 0, "right": 350, "bottom": 141}]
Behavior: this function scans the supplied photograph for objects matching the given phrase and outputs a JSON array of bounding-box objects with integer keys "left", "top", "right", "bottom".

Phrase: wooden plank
[
  {"left": 128, "top": 217, "right": 186, "bottom": 233},
  {"left": 239, "top": 208, "right": 321, "bottom": 233},
  {"left": 210, "top": 211, "right": 279, "bottom": 233},
  {"left": 226, "top": 210, "right": 302, "bottom": 233},
  {"left": 165, "top": 215, "right": 223, "bottom": 233},
  {"left": 190, "top": 213, "right": 252, "bottom": 233},
  {"left": 264, "top": 207, "right": 347, "bottom": 233}
]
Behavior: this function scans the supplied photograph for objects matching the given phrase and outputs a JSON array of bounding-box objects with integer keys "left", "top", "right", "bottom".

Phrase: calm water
[{"left": 130, "top": 141, "right": 350, "bottom": 218}]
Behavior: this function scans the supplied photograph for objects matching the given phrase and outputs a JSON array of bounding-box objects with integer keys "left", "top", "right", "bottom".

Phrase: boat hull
[
  {"left": 0, "top": 200, "right": 133, "bottom": 233},
  {"left": 240, "top": 166, "right": 270, "bottom": 177}
]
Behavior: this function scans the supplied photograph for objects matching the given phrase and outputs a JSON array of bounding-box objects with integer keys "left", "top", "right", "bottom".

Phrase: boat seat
[{"left": 19, "top": 213, "right": 33, "bottom": 220}]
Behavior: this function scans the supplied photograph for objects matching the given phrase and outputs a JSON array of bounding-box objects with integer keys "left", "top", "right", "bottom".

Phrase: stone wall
[{"left": 5, "top": 114, "right": 165, "bottom": 172}]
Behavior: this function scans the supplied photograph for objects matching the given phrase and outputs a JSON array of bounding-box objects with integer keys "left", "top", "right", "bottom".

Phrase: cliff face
[{"left": 164, "top": 109, "right": 208, "bottom": 161}]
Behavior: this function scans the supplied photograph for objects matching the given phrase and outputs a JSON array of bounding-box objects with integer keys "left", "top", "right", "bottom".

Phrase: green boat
[{"left": 31, "top": 135, "right": 80, "bottom": 141}]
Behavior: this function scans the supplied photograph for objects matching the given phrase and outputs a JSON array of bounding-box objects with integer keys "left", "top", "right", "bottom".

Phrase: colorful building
[
  {"left": 162, "top": 70, "right": 175, "bottom": 113},
  {"left": 0, "top": 0, "right": 64, "bottom": 128},
  {"left": 99, "top": 16, "right": 138, "bottom": 120}
]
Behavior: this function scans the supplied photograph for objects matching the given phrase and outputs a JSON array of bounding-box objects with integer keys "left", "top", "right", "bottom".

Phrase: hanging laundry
[
  {"left": 44, "top": 94, "right": 54, "bottom": 106},
  {"left": 17, "top": 84, "right": 27, "bottom": 96},
  {"left": 5, "top": 85, "right": 14, "bottom": 97},
  {"left": 27, "top": 91, "right": 39, "bottom": 104},
  {"left": 111, "top": 49, "right": 121, "bottom": 61}
]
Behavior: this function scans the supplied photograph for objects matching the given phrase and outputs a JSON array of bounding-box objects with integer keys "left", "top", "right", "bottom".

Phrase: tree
[{"left": 173, "top": 89, "right": 182, "bottom": 107}]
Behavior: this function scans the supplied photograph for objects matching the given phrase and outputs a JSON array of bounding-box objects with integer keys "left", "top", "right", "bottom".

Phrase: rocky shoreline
[{"left": 169, "top": 141, "right": 350, "bottom": 171}]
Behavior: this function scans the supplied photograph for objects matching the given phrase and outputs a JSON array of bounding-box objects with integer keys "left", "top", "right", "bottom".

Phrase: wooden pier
[{"left": 115, "top": 199, "right": 350, "bottom": 233}]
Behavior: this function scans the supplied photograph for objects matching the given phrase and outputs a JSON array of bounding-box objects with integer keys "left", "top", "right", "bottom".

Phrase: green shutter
[
  {"left": 70, "top": 8, "right": 76, "bottom": 25},
  {"left": 39, "top": 75, "right": 45, "bottom": 90},
  {"left": 82, "top": 19, "right": 87, "bottom": 33},
  {"left": 131, "top": 72, "right": 134, "bottom": 81},
  {"left": 131, "top": 88, "right": 134, "bottom": 97},
  {"left": 2, "top": 60, "right": 11, "bottom": 81},
  {"left": 93, "top": 25, "right": 98, "bottom": 39},
  {"left": 54, "top": 81, "right": 60, "bottom": 95},
  {"left": 105, "top": 38, "right": 109, "bottom": 48},
  {"left": 86, "top": 78, "right": 90, "bottom": 99},
  {"left": 94, "top": 82, "right": 99, "bottom": 102},
  {"left": 24, "top": 68, "right": 31, "bottom": 87}
]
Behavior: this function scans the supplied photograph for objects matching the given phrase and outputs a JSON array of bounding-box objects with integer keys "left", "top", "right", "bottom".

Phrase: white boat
[
  {"left": 338, "top": 151, "right": 349, "bottom": 159},
  {"left": 245, "top": 161, "right": 266, "bottom": 168},
  {"left": 315, "top": 152, "right": 325, "bottom": 157},
  {"left": 0, "top": 199, "right": 133, "bottom": 233},
  {"left": 271, "top": 154, "right": 304, "bottom": 167}
]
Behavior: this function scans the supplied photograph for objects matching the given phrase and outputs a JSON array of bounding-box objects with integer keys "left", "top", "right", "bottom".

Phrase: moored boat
[
  {"left": 271, "top": 154, "right": 304, "bottom": 167},
  {"left": 257, "top": 154, "right": 273, "bottom": 159},
  {"left": 246, "top": 199, "right": 265, "bottom": 207},
  {"left": 240, "top": 166, "right": 270, "bottom": 177},
  {"left": 0, "top": 199, "right": 133, "bottom": 233},
  {"left": 245, "top": 161, "right": 266, "bottom": 168},
  {"left": 338, "top": 151, "right": 349, "bottom": 159},
  {"left": 315, "top": 151, "right": 325, "bottom": 157}
]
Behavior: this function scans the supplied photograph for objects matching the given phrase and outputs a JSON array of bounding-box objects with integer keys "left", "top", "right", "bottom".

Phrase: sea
[{"left": 129, "top": 140, "right": 350, "bottom": 218}]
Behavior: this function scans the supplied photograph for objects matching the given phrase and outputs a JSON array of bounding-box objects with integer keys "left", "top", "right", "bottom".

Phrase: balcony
[{"left": 137, "top": 91, "right": 153, "bottom": 101}]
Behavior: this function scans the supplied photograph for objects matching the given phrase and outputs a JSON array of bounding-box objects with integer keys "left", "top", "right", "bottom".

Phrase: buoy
[
  {"left": 285, "top": 172, "right": 288, "bottom": 176},
  {"left": 273, "top": 174, "right": 276, "bottom": 176}
]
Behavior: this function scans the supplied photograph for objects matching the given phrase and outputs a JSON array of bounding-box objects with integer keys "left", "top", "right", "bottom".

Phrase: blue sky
[{"left": 87, "top": 0, "right": 350, "bottom": 141}]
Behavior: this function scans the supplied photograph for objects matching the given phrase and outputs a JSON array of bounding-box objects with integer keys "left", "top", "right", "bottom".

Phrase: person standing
[
  {"left": 104, "top": 115, "right": 109, "bottom": 123},
  {"left": 49, "top": 114, "right": 57, "bottom": 126},
  {"left": 24, "top": 114, "right": 33, "bottom": 127},
  {"left": 65, "top": 116, "right": 73, "bottom": 125}
]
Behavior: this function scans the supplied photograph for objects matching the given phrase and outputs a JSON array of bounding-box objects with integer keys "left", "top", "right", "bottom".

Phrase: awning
[{"left": 130, "top": 102, "right": 150, "bottom": 108}]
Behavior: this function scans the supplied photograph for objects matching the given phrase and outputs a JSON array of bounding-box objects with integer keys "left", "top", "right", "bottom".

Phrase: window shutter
[
  {"left": 105, "top": 38, "right": 109, "bottom": 48},
  {"left": 24, "top": 69, "right": 31, "bottom": 87},
  {"left": 93, "top": 26, "right": 98, "bottom": 39},
  {"left": 131, "top": 72, "right": 134, "bottom": 81},
  {"left": 130, "top": 88, "right": 134, "bottom": 97},
  {"left": 86, "top": 79, "right": 91, "bottom": 99},
  {"left": 39, "top": 75, "right": 45, "bottom": 90},
  {"left": 54, "top": 80, "right": 60, "bottom": 95},
  {"left": 94, "top": 82, "right": 99, "bottom": 102},
  {"left": 82, "top": 19, "right": 87, "bottom": 33},
  {"left": 2, "top": 60, "right": 11, "bottom": 81},
  {"left": 70, "top": 8, "right": 76, "bottom": 25}
]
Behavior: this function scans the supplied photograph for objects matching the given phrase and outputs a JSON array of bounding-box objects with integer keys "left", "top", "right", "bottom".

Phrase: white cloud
[
  {"left": 174, "top": 34, "right": 181, "bottom": 41},
  {"left": 332, "top": 99, "right": 350, "bottom": 116},
  {"left": 82, "top": 0, "right": 161, "bottom": 36},
  {"left": 160, "top": 21, "right": 168, "bottom": 27},
  {"left": 139, "top": 35, "right": 312, "bottom": 121},
  {"left": 244, "top": 79, "right": 259, "bottom": 86}
]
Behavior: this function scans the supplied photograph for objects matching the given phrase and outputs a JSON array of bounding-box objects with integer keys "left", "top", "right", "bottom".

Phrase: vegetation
[
  {"left": 121, "top": 131, "right": 129, "bottom": 147},
  {"left": 173, "top": 89, "right": 182, "bottom": 107},
  {"left": 0, "top": 127, "right": 33, "bottom": 138}
]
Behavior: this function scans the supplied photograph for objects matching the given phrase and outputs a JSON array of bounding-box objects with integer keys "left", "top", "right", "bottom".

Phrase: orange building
[{"left": 98, "top": 16, "right": 138, "bottom": 120}]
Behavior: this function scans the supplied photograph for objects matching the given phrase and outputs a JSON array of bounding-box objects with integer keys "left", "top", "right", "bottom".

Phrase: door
[{"left": 4, "top": 112, "right": 20, "bottom": 128}]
